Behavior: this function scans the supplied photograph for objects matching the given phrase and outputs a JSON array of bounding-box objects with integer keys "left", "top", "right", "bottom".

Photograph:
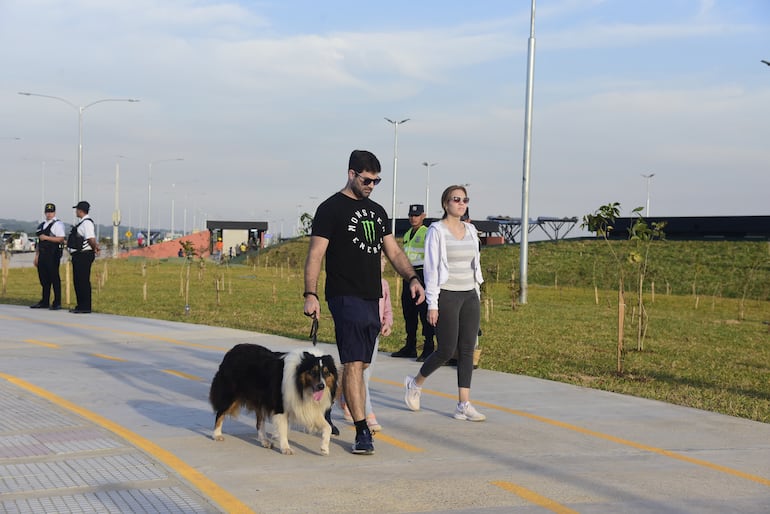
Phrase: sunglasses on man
[{"left": 355, "top": 172, "right": 382, "bottom": 186}]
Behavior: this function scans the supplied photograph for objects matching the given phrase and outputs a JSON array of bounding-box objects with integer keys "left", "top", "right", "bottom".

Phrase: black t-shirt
[{"left": 312, "top": 192, "right": 391, "bottom": 300}]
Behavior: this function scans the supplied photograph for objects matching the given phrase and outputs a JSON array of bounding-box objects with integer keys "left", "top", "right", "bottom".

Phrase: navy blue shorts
[{"left": 327, "top": 296, "right": 380, "bottom": 364}]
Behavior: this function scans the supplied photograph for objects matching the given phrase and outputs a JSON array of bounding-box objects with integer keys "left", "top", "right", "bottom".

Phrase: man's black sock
[{"left": 354, "top": 419, "right": 368, "bottom": 434}]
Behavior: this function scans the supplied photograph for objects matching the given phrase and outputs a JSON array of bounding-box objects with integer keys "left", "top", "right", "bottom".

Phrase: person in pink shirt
[{"left": 340, "top": 256, "right": 392, "bottom": 432}]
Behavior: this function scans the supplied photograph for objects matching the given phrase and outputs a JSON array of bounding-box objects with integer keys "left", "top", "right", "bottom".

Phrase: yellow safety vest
[{"left": 403, "top": 225, "right": 428, "bottom": 267}]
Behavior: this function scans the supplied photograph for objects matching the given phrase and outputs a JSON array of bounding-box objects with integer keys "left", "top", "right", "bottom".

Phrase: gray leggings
[{"left": 418, "top": 289, "right": 480, "bottom": 389}]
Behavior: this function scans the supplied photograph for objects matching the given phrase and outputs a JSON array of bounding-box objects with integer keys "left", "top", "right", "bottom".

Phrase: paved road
[
  {"left": 1, "top": 252, "right": 37, "bottom": 269},
  {"left": 1, "top": 304, "right": 769, "bottom": 513}
]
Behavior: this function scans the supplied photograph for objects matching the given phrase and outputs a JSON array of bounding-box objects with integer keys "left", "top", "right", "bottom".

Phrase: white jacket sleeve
[{"left": 423, "top": 224, "right": 442, "bottom": 310}]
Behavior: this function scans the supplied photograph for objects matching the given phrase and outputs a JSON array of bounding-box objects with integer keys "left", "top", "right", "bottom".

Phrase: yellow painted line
[
  {"left": 345, "top": 426, "right": 424, "bottom": 453},
  {"left": 91, "top": 353, "right": 127, "bottom": 362},
  {"left": 10, "top": 313, "right": 770, "bottom": 488},
  {"left": 162, "top": 369, "right": 203, "bottom": 381},
  {"left": 374, "top": 431, "right": 425, "bottom": 452},
  {"left": 23, "top": 338, "right": 59, "bottom": 349},
  {"left": 0, "top": 372, "right": 254, "bottom": 514},
  {"left": 2, "top": 315, "right": 222, "bottom": 350},
  {"left": 374, "top": 377, "right": 770, "bottom": 488},
  {"left": 492, "top": 481, "right": 579, "bottom": 514},
  {"left": 109, "top": 329, "right": 222, "bottom": 350}
]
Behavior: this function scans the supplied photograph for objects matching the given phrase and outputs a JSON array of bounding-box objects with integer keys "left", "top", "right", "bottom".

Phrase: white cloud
[{"left": 1, "top": 0, "right": 768, "bottom": 230}]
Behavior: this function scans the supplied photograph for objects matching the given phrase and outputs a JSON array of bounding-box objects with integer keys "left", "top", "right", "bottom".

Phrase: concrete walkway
[{"left": 1, "top": 304, "right": 769, "bottom": 513}]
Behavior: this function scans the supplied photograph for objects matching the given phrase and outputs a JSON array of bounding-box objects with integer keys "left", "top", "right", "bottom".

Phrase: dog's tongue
[{"left": 312, "top": 390, "right": 324, "bottom": 401}]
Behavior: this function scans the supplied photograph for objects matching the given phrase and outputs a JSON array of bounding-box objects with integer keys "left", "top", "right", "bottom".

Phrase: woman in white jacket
[{"left": 404, "top": 185, "right": 486, "bottom": 421}]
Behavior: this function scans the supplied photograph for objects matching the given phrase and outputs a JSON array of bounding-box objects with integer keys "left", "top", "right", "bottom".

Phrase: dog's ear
[
  {"left": 322, "top": 355, "right": 339, "bottom": 398},
  {"left": 323, "top": 355, "right": 338, "bottom": 377}
]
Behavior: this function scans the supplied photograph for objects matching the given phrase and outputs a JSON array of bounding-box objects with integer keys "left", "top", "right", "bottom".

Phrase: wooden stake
[
  {"left": 0, "top": 250, "right": 8, "bottom": 294},
  {"left": 617, "top": 281, "right": 625, "bottom": 374},
  {"left": 65, "top": 259, "right": 71, "bottom": 305}
]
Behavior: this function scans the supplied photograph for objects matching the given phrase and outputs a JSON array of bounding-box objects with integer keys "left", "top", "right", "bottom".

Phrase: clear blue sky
[{"left": 1, "top": 0, "right": 768, "bottom": 236}]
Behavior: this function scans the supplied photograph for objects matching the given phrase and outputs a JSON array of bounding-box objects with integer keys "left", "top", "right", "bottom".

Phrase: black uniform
[
  {"left": 67, "top": 205, "right": 97, "bottom": 313},
  {"left": 32, "top": 216, "right": 64, "bottom": 309}
]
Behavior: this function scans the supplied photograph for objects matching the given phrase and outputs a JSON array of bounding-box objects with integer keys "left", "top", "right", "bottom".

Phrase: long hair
[{"left": 440, "top": 185, "right": 468, "bottom": 219}]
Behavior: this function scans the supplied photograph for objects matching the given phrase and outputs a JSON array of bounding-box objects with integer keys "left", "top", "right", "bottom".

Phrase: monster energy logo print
[
  {"left": 348, "top": 208, "right": 383, "bottom": 254},
  {"left": 361, "top": 220, "right": 376, "bottom": 243}
]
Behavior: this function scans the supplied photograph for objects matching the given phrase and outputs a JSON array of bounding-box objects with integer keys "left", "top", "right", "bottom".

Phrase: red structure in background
[{"left": 122, "top": 230, "right": 212, "bottom": 259}]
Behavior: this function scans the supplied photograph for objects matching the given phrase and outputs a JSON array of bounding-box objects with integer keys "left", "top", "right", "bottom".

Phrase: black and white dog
[{"left": 209, "top": 343, "right": 338, "bottom": 455}]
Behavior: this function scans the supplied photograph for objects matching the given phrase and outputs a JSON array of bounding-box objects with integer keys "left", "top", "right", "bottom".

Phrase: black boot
[
  {"left": 392, "top": 342, "right": 417, "bottom": 358},
  {"left": 416, "top": 339, "right": 434, "bottom": 362}
]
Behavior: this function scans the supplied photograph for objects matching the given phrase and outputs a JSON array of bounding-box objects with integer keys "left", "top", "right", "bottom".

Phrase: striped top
[{"left": 441, "top": 228, "right": 476, "bottom": 292}]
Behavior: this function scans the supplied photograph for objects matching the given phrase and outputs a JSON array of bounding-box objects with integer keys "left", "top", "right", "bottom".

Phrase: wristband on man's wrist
[
  {"left": 407, "top": 275, "right": 420, "bottom": 284},
  {"left": 303, "top": 291, "right": 319, "bottom": 300}
]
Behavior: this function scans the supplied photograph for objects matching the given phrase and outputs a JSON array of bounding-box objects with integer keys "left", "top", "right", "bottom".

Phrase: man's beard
[{"left": 350, "top": 182, "right": 371, "bottom": 199}]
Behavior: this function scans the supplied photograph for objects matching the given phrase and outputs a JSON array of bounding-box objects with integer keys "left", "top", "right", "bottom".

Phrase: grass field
[{"left": 2, "top": 237, "right": 769, "bottom": 423}]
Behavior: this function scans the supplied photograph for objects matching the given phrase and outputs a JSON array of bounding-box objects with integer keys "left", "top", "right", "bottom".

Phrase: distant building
[
  {"left": 607, "top": 216, "right": 770, "bottom": 240},
  {"left": 206, "top": 220, "right": 269, "bottom": 254}
]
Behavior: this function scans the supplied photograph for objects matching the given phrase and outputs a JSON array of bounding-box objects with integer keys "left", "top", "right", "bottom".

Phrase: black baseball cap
[
  {"left": 44, "top": 203, "right": 56, "bottom": 213},
  {"left": 409, "top": 204, "right": 425, "bottom": 216},
  {"left": 73, "top": 201, "right": 90, "bottom": 213}
]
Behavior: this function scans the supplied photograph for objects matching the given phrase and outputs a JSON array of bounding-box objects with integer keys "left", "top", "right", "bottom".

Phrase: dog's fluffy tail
[{"left": 209, "top": 369, "right": 230, "bottom": 412}]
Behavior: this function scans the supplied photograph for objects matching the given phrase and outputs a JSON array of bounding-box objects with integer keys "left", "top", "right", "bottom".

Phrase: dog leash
[{"left": 309, "top": 313, "right": 319, "bottom": 346}]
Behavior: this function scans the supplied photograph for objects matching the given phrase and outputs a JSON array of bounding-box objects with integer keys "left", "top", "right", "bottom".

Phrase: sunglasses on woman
[
  {"left": 356, "top": 172, "right": 382, "bottom": 186},
  {"left": 450, "top": 196, "right": 470, "bottom": 204}
]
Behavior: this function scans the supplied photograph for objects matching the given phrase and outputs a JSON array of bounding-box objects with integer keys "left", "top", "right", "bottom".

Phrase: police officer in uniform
[
  {"left": 392, "top": 204, "right": 435, "bottom": 361},
  {"left": 31, "top": 203, "right": 66, "bottom": 310},
  {"left": 68, "top": 201, "right": 100, "bottom": 313}
]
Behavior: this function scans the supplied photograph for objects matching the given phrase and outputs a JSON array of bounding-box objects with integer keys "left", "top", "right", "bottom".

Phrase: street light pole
[
  {"left": 519, "top": 0, "right": 537, "bottom": 305},
  {"left": 641, "top": 173, "right": 655, "bottom": 217},
  {"left": 171, "top": 183, "right": 176, "bottom": 240},
  {"left": 18, "top": 92, "right": 140, "bottom": 203},
  {"left": 421, "top": 162, "right": 437, "bottom": 216},
  {"left": 147, "top": 158, "right": 183, "bottom": 246},
  {"left": 40, "top": 159, "right": 65, "bottom": 219},
  {"left": 385, "top": 117, "right": 410, "bottom": 234},
  {"left": 113, "top": 162, "right": 121, "bottom": 258}
]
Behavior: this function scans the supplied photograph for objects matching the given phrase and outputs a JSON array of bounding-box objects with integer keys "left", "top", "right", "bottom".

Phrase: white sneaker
[
  {"left": 404, "top": 375, "right": 421, "bottom": 411},
  {"left": 454, "top": 401, "right": 486, "bottom": 421}
]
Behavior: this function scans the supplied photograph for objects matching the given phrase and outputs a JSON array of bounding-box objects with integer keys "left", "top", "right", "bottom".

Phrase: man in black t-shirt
[{"left": 304, "top": 149, "right": 425, "bottom": 455}]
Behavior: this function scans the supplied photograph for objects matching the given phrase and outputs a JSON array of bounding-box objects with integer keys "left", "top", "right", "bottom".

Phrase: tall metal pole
[
  {"left": 112, "top": 162, "right": 121, "bottom": 258},
  {"left": 385, "top": 117, "right": 410, "bottom": 234},
  {"left": 18, "top": 92, "right": 139, "bottom": 203},
  {"left": 171, "top": 183, "right": 176, "bottom": 239},
  {"left": 422, "top": 162, "right": 437, "bottom": 216},
  {"left": 519, "top": 0, "right": 537, "bottom": 305},
  {"left": 641, "top": 173, "right": 655, "bottom": 217},
  {"left": 147, "top": 158, "right": 183, "bottom": 246},
  {"left": 35, "top": 158, "right": 65, "bottom": 221},
  {"left": 147, "top": 161, "right": 153, "bottom": 247},
  {"left": 184, "top": 193, "right": 189, "bottom": 236},
  {"left": 41, "top": 161, "right": 46, "bottom": 218},
  {"left": 78, "top": 106, "right": 84, "bottom": 201}
]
